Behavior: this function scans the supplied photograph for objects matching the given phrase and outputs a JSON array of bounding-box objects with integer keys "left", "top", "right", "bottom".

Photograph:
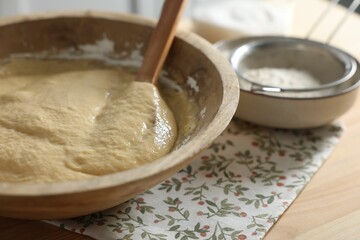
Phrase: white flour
[
  {"left": 242, "top": 68, "right": 321, "bottom": 89},
  {"left": 10, "top": 37, "right": 144, "bottom": 67}
]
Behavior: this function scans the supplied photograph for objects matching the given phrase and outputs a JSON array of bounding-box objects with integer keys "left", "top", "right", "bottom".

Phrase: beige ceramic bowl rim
[{"left": 0, "top": 11, "right": 240, "bottom": 196}]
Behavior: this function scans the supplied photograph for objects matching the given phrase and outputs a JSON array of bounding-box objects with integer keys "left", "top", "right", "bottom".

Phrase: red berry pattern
[{"left": 51, "top": 120, "right": 342, "bottom": 240}]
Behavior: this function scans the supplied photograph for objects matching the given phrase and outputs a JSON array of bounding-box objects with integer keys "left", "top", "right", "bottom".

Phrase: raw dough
[{"left": 0, "top": 59, "right": 178, "bottom": 183}]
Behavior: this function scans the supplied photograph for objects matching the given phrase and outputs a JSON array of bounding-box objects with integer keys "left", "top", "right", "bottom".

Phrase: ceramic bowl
[
  {"left": 215, "top": 36, "right": 360, "bottom": 129},
  {"left": 0, "top": 12, "right": 239, "bottom": 219}
]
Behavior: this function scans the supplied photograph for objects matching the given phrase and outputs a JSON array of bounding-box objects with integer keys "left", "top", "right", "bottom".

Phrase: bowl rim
[{"left": 0, "top": 11, "right": 240, "bottom": 196}]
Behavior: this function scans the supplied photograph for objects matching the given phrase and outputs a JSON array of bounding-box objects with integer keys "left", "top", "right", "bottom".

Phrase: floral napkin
[{"left": 50, "top": 119, "right": 343, "bottom": 240}]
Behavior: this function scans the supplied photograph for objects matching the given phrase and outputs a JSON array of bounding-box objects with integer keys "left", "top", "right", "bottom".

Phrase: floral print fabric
[{"left": 51, "top": 119, "right": 343, "bottom": 240}]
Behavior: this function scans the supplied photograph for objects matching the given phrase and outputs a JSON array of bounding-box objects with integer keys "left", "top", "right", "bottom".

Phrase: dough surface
[{"left": 0, "top": 59, "right": 177, "bottom": 183}]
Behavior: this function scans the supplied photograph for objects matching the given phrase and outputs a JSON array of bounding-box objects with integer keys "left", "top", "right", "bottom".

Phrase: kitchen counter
[
  {"left": 1, "top": 0, "right": 360, "bottom": 239},
  {"left": 266, "top": 1, "right": 360, "bottom": 239}
]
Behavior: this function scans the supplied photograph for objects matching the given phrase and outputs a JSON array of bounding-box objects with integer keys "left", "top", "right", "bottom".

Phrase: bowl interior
[
  {"left": 0, "top": 14, "right": 223, "bottom": 149},
  {"left": 0, "top": 13, "right": 239, "bottom": 219}
]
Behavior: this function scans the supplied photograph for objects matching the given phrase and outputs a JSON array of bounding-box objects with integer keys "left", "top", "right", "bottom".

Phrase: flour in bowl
[{"left": 242, "top": 68, "right": 321, "bottom": 89}]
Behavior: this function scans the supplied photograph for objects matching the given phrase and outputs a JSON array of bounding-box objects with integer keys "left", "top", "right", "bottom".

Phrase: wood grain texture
[
  {"left": 265, "top": 0, "right": 360, "bottom": 239},
  {"left": 1, "top": 0, "right": 360, "bottom": 239},
  {"left": 265, "top": 95, "right": 360, "bottom": 240},
  {"left": 295, "top": 210, "right": 360, "bottom": 240},
  {"left": 0, "top": 217, "right": 91, "bottom": 240},
  {"left": 136, "top": 0, "right": 187, "bottom": 84}
]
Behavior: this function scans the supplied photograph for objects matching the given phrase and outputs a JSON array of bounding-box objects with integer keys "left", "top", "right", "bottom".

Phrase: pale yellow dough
[{"left": 0, "top": 59, "right": 177, "bottom": 183}]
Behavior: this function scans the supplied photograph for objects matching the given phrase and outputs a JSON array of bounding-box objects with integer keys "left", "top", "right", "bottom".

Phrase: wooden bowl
[{"left": 0, "top": 12, "right": 239, "bottom": 219}]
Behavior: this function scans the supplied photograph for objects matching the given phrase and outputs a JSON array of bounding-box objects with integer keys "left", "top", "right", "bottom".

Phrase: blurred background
[
  {"left": 340, "top": 0, "right": 360, "bottom": 12},
  {"left": 0, "top": 0, "right": 175, "bottom": 18},
  {"left": 0, "top": 0, "right": 358, "bottom": 18},
  {"left": 0, "top": 0, "right": 358, "bottom": 48}
]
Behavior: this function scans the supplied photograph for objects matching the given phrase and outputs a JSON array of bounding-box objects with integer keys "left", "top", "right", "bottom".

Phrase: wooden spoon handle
[{"left": 136, "top": 0, "right": 188, "bottom": 84}]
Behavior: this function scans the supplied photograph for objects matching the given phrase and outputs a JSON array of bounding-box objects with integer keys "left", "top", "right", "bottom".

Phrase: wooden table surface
[{"left": 1, "top": 0, "right": 360, "bottom": 239}]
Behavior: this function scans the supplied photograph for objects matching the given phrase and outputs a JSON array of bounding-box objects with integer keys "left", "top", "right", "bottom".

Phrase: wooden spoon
[{"left": 136, "top": 0, "right": 188, "bottom": 84}]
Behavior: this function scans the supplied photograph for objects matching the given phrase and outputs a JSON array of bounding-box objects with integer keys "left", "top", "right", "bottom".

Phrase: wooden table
[
  {"left": 266, "top": 1, "right": 360, "bottom": 239},
  {"left": 1, "top": 0, "right": 360, "bottom": 239}
]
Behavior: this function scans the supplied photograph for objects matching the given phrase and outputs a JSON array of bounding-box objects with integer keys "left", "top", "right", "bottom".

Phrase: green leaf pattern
[{"left": 50, "top": 119, "right": 342, "bottom": 240}]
